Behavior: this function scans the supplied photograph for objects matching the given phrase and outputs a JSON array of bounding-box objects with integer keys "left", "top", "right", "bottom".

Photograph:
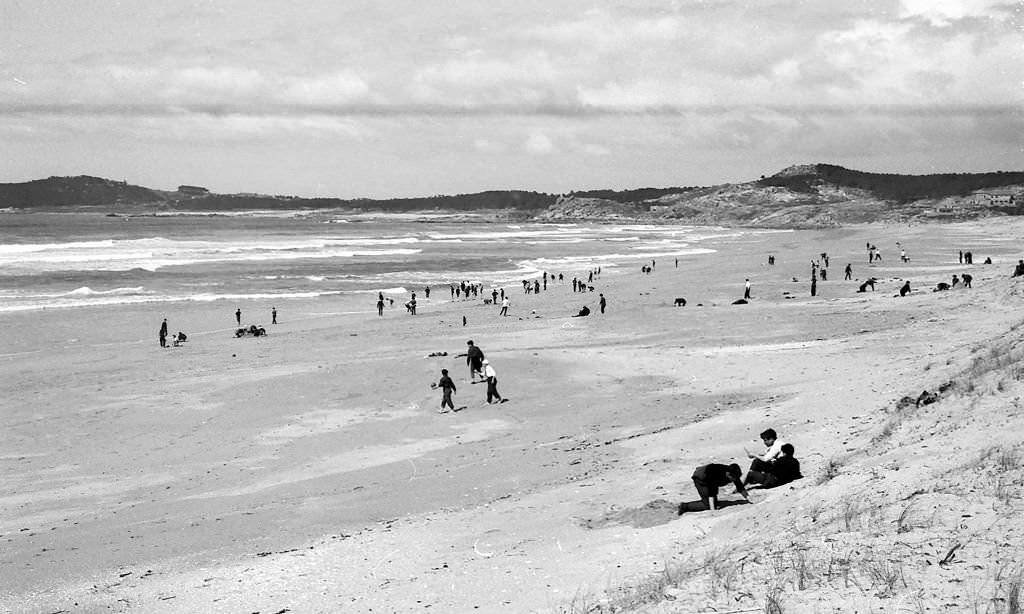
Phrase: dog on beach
[{"left": 674, "top": 298, "right": 687, "bottom": 307}]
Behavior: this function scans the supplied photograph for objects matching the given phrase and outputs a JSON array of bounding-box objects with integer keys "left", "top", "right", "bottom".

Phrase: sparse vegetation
[
  {"left": 862, "top": 558, "right": 906, "bottom": 597},
  {"left": 818, "top": 457, "right": 842, "bottom": 484}
]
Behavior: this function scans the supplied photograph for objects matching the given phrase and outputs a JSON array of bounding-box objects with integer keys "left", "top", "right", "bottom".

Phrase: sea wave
[
  {"left": 64, "top": 286, "right": 149, "bottom": 297},
  {"left": 0, "top": 289, "right": 351, "bottom": 313},
  {"left": 0, "top": 236, "right": 423, "bottom": 272}
]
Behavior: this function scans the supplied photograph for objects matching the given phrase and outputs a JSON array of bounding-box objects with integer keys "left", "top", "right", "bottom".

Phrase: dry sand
[{"left": 2, "top": 221, "right": 1024, "bottom": 613}]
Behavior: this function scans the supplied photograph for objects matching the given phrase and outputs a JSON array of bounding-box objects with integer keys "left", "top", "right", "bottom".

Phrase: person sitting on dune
[
  {"left": 744, "top": 428, "right": 786, "bottom": 482},
  {"left": 744, "top": 443, "right": 802, "bottom": 489}
]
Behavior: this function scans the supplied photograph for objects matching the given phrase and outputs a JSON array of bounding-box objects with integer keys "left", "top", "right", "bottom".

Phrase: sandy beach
[{"left": 3, "top": 219, "right": 1024, "bottom": 613}]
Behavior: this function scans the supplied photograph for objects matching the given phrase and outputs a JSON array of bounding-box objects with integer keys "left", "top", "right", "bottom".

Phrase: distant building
[
  {"left": 968, "top": 192, "right": 1015, "bottom": 206},
  {"left": 178, "top": 185, "right": 209, "bottom": 196}
]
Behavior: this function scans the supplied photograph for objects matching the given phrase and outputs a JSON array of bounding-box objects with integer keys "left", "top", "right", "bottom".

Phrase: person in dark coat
[
  {"left": 465, "top": 340, "right": 485, "bottom": 382},
  {"left": 686, "top": 463, "right": 749, "bottom": 512},
  {"left": 159, "top": 318, "right": 168, "bottom": 348},
  {"left": 235, "top": 308, "right": 241, "bottom": 325}
]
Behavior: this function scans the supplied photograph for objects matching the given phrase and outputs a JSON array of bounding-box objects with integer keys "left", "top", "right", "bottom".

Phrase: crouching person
[{"left": 682, "top": 463, "right": 749, "bottom": 513}]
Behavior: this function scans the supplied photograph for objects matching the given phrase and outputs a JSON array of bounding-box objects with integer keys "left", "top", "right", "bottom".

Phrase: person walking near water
[
  {"left": 500, "top": 296, "right": 509, "bottom": 317},
  {"left": 272, "top": 307, "right": 277, "bottom": 324},
  {"left": 844, "top": 263, "right": 852, "bottom": 280},
  {"left": 482, "top": 359, "right": 503, "bottom": 404},
  {"left": 599, "top": 293, "right": 607, "bottom": 314},
  {"left": 437, "top": 368, "right": 456, "bottom": 412},
  {"left": 744, "top": 278, "right": 752, "bottom": 300},
  {"left": 235, "top": 308, "right": 241, "bottom": 325},
  {"left": 159, "top": 318, "right": 168, "bottom": 348}
]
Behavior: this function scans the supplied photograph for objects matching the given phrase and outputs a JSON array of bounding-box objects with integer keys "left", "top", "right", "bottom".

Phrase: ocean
[{"left": 0, "top": 210, "right": 754, "bottom": 313}]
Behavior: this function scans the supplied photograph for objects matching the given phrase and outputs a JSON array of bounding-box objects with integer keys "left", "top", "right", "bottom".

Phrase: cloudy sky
[{"left": 1, "top": 0, "right": 1021, "bottom": 198}]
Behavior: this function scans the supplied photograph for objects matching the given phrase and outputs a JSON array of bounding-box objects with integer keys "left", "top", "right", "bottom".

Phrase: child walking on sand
[{"left": 437, "top": 369, "right": 456, "bottom": 412}]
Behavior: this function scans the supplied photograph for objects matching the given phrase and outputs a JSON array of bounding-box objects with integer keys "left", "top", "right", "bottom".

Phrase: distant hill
[
  {"left": 757, "top": 164, "right": 1024, "bottom": 203},
  {"left": 0, "top": 176, "right": 165, "bottom": 208},
  {"left": 2, "top": 166, "right": 1023, "bottom": 227},
  {"left": 539, "top": 164, "right": 1024, "bottom": 226}
]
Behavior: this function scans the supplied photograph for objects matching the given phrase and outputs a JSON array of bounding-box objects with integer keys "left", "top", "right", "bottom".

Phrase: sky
[{"left": 1, "top": 0, "right": 1021, "bottom": 198}]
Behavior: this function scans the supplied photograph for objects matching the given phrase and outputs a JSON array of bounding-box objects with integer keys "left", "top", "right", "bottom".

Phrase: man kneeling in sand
[
  {"left": 680, "top": 463, "right": 749, "bottom": 513},
  {"left": 744, "top": 443, "right": 802, "bottom": 489}
]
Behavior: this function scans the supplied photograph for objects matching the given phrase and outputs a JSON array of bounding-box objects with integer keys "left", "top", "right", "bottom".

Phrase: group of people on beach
[
  {"left": 681, "top": 428, "right": 802, "bottom": 513},
  {"left": 433, "top": 339, "right": 505, "bottom": 411},
  {"left": 157, "top": 318, "right": 188, "bottom": 348},
  {"left": 744, "top": 240, "right": 994, "bottom": 301}
]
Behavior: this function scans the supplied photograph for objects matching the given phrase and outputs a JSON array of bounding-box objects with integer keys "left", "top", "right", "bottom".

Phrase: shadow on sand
[{"left": 580, "top": 498, "right": 751, "bottom": 530}]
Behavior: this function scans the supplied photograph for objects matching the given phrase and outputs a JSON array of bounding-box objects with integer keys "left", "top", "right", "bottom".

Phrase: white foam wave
[
  {"left": 516, "top": 247, "right": 716, "bottom": 271},
  {"left": 0, "top": 235, "right": 422, "bottom": 272},
  {"left": 0, "top": 289, "right": 350, "bottom": 313},
  {"left": 64, "top": 286, "right": 148, "bottom": 297}
]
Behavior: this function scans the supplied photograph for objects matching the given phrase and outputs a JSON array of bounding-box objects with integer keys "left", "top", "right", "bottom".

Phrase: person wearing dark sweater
[
  {"left": 463, "top": 340, "right": 485, "bottom": 382},
  {"left": 437, "top": 369, "right": 457, "bottom": 412},
  {"left": 689, "top": 463, "right": 749, "bottom": 511},
  {"left": 745, "top": 443, "right": 803, "bottom": 489}
]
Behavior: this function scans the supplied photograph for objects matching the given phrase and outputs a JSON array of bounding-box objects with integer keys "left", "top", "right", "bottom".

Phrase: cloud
[
  {"left": 473, "top": 138, "right": 508, "bottom": 154},
  {"left": 280, "top": 71, "right": 371, "bottom": 104},
  {"left": 525, "top": 133, "right": 555, "bottom": 155},
  {"left": 581, "top": 143, "right": 611, "bottom": 156},
  {"left": 898, "top": 0, "right": 1009, "bottom": 24},
  {"left": 410, "top": 52, "right": 561, "bottom": 106},
  {"left": 0, "top": 110, "right": 368, "bottom": 143}
]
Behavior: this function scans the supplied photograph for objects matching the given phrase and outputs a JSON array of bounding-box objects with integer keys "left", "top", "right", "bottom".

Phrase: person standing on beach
[
  {"left": 482, "top": 359, "right": 503, "bottom": 404},
  {"left": 235, "top": 308, "right": 241, "bottom": 325},
  {"left": 599, "top": 293, "right": 606, "bottom": 314},
  {"left": 272, "top": 307, "right": 277, "bottom": 324},
  {"left": 377, "top": 296, "right": 385, "bottom": 316},
  {"left": 159, "top": 318, "right": 168, "bottom": 348},
  {"left": 500, "top": 296, "right": 509, "bottom": 317},
  {"left": 437, "top": 368, "right": 456, "bottom": 412},
  {"left": 744, "top": 278, "right": 752, "bottom": 300},
  {"left": 464, "top": 340, "right": 485, "bottom": 382}
]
